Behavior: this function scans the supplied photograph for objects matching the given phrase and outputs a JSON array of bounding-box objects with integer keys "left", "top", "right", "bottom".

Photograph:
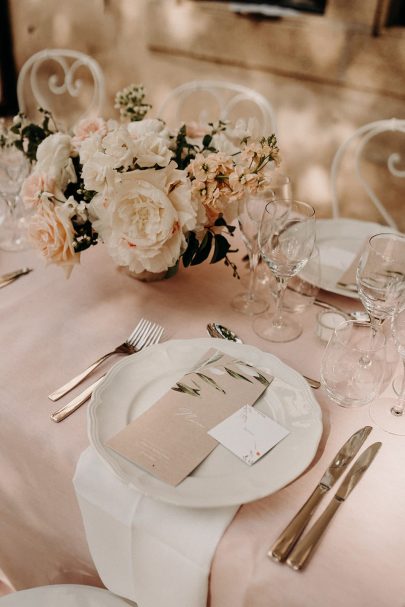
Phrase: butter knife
[
  {"left": 286, "top": 441, "right": 382, "bottom": 570},
  {"left": 0, "top": 267, "right": 33, "bottom": 288},
  {"left": 269, "top": 425, "right": 372, "bottom": 562}
]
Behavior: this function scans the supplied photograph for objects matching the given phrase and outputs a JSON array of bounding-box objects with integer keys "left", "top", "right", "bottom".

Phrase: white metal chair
[
  {"left": 17, "top": 49, "right": 105, "bottom": 128},
  {"left": 331, "top": 118, "right": 405, "bottom": 230},
  {"left": 157, "top": 80, "right": 276, "bottom": 134}
]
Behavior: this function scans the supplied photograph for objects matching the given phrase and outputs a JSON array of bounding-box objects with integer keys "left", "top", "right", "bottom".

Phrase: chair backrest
[
  {"left": 17, "top": 49, "right": 105, "bottom": 129},
  {"left": 157, "top": 80, "right": 276, "bottom": 134},
  {"left": 331, "top": 118, "right": 405, "bottom": 230}
]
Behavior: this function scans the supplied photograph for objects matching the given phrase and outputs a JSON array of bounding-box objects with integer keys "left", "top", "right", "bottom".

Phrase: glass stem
[
  {"left": 359, "top": 315, "right": 383, "bottom": 367},
  {"left": 392, "top": 358, "right": 405, "bottom": 417},
  {"left": 273, "top": 276, "right": 288, "bottom": 328},
  {"left": 246, "top": 242, "right": 259, "bottom": 303}
]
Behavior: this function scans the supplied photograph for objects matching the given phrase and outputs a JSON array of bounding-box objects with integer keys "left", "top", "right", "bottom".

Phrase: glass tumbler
[{"left": 321, "top": 320, "right": 386, "bottom": 408}]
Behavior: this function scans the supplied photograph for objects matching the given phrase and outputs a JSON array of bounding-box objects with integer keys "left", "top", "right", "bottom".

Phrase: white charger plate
[
  {"left": 0, "top": 585, "right": 130, "bottom": 607},
  {"left": 300, "top": 218, "right": 396, "bottom": 299},
  {"left": 88, "top": 338, "right": 322, "bottom": 508}
]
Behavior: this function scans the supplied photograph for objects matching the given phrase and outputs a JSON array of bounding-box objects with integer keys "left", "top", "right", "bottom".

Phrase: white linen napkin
[{"left": 73, "top": 448, "right": 238, "bottom": 607}]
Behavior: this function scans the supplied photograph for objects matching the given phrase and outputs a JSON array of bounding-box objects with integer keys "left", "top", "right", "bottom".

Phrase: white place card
[{"left": 208, "top": 405, "right": 289, "bottom": 465}]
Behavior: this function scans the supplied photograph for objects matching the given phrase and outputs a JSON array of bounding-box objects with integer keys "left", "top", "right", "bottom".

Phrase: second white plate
[
  {"left": 301, "top": 218, "right": 396, "bottom": 299},
  {"left": 88, "top": 338, "right": 322, "bottom": 508}
]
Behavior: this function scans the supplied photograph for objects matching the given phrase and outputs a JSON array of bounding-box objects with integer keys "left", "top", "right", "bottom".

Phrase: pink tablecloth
[{"left": 1, "top": 242, "right": 405, "bottom": 606}]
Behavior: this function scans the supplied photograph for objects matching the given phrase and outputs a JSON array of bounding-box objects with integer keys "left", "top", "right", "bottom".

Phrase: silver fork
[
  {"left": 50, "top": 321, "right": 164, "bottom": 423},
  {"left": 49, "top": 318, "right": 152, "bottom": 401}
]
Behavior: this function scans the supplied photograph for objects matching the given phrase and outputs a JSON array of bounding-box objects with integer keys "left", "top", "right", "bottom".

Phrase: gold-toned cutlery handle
[
  {"left": 0, "top": 277, "right": 17, "bottom": 289},
  {"left": 286, "top": 498, "right": 341, "bottom": 570},
  {"left": 48, "top": 352, "right": 115, "bottom": 401},
  {"left": 304, "top": 376, "right": 320, "bottom": 389},
  {"left": 269, "top": 484, "right": 328, "bottom": 562},
  {"left": 50, "top": 375, "right": 106, "bottom": 423}
]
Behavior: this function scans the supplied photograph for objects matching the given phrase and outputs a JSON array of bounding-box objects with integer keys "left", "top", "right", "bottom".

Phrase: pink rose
[
  {"left": 28, "top": 201, "right": 79, "bottom": 277},
  {"left": 72, "top": 117, "right": 107, "bottom": 148},
  {"left": 20, "top": 173, "right": 57, "bottom": 209}
]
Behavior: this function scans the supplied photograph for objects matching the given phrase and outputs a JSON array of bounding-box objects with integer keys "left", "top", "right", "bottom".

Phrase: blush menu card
[{"left": 107, "top": 349, "right": 273, "bottom": 486}]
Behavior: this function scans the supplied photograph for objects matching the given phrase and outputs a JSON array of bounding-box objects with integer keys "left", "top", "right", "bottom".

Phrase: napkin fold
[{"left": 73, "top": 448, "right": 238, "bottom": 607}]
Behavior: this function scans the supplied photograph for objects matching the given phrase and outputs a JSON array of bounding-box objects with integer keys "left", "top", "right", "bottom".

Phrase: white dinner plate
[
  {"left": 88, "top": 338, "right": 322, "bottom": 508},
  {"left": 300, "top": 218, "right": 396, "bottom": 299},
  {"left": 0, "top": 585, "right": 130, "bottom": 607}
]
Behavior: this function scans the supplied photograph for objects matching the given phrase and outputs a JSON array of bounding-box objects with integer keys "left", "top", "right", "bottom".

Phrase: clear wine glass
[
  {"left": 0, "top": 147, "right": 30, "bottom": 252},
  {"left": 321, "top": 319, "right": 386, "bottom": 408},
  {"left": 370, "top": 307, "right": 405, "bottom": 435},
  {"left": 232, "top": 173, "right": 292, "bottom": 315},
  {"left": 356, "top": 233, "right": 405, "bottom": 339},
  {"left": 253, "top": 199, "right": 316, "bottom": 342},
  {"left": 231, "top": 192, "right": 269, "bottom": 315}
]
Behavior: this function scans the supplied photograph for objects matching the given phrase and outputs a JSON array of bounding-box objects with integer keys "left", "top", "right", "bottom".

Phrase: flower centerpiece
[{"left": 1, "top": 84, "right": 280, "bottom": 279}]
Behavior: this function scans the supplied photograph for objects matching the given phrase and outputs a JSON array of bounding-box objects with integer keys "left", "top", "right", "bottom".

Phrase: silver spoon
[{"left": 206, "top": 323, "right": 321, "bottom": 389}]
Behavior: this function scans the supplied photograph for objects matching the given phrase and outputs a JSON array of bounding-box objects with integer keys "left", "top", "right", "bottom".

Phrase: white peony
[
  {"left": 35, "top": 133, "right": 76, "bottom": 190},
  {"left": 90, "top": 162, "right": 197, "bottom": 273}
]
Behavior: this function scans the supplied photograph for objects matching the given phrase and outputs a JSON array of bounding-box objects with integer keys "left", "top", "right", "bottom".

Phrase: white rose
[
  {"left": 36, "top": 133, "right": 76, "bottom": 190},
  {"left": 77, "top": 131, "right": 104, "bottom": 164},
  {"left": 225, "top": 117, "right": 261, "bottom": 142},
  {"left": 211, "top": 132, "right": 240, "bottom": 156},
  {"left": 90, "top": 162, "right": 196, "bottom": 273},
  {"left": 127, "top": 118, "right": 168, "bottom": 139},
  {"left": 81, "top": 150, "right": 119, "bottom": 192},
  {"left": 102, "top": 126, "right": 135, "bottom": 170},
  {"left": 132, "top": 132, "right": 173, "bottom": 168}
]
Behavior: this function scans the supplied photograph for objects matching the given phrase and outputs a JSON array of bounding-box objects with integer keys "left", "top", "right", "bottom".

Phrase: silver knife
[
  {"left": 0, "top": 267, "right": 33, "bottom": 287},
  {"left": 286, "top": 441, "right": 382, "bottom": 570},
  {"left": 269, "top": 425, "right": 372, "bottom": 562}
]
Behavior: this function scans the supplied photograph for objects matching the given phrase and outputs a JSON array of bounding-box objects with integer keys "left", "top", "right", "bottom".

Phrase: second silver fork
[
  {"left": 50, "top": 321, "right": 164, "bottom": 423},
  {"left": 49, "top": 318, "right": 152, "bottom": 401}
]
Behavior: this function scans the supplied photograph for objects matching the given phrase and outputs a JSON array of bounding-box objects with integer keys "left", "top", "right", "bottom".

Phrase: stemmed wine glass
[
  {"left": 253, "top": 199, "right": 316, "bottom": 342},
  {"left": 0, "top": 147, "right": 30, "bottom": 251},
  {"left": 231, "top": 192, "right": 269, "bottom": 315},
  {"left": 369, "top": 307, "right": 405, "bottom": 435},
  {"left": 356, "top": 233, "right": 405, "bottom": 348},
  {"left": 231, "top": 173, "right": 292, "bottom": 316}
]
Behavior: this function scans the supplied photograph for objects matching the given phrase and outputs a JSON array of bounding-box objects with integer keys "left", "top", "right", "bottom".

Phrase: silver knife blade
[
  {"left": 335, "top": 441, "right": 382, "bottom": 501},
  {"left": 269, "top": 425, "right": 372, "bottom": 561},
  {"left": 286, "top": 441, "right": 382, "bottom": 570},
  {"left": 320, "top": 425, "right": 373, "bottom": 490}
]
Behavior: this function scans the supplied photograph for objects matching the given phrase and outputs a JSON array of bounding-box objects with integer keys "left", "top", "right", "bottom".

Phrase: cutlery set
[
  {"left": 270, "top": 426, "right": 381, "bottom": 570},
  {"left": 47, "top": 314, "right": 380, "bottom": 568}
]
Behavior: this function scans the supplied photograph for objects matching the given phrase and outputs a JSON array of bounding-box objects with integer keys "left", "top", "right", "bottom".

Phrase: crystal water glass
[
  {"left": 253, "top": 199, "right": 315, "bottom": 342},
  {"left": 370, "top": 307, "right": 405, "bottom": 435},
  {"left": 321, "top": 320, "right": 386, "bottom": 408},
  {"left": 232, "top": 173, "right": 292, "bottom": 316},
  {"left": 0, "top": 147, "right": 30, "bottom": 251},
  {"left": 231, "top": 192, "right": 269, "bottom": 315},
  {"left": 283, "top": 245, "right": 321, "bottom": 313},
  {"left": 356, "top": 233, "right": 405, "bottom": 334}
]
